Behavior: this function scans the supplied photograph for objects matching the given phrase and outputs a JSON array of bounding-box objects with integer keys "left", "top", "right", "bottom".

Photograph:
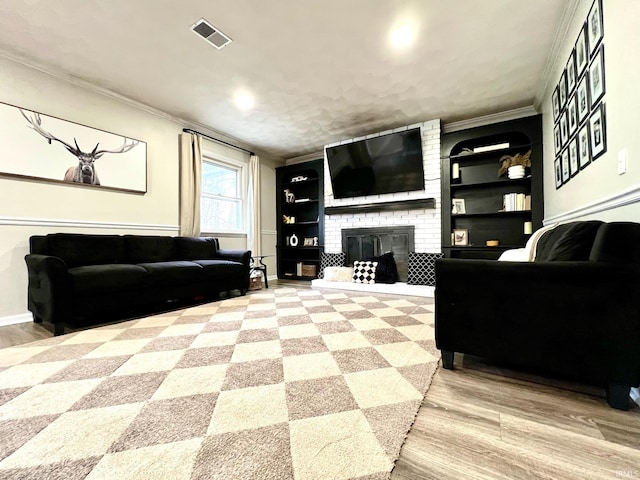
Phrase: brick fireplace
[{"left": 323, "top": 119, "right": 442, "bottom": 265}]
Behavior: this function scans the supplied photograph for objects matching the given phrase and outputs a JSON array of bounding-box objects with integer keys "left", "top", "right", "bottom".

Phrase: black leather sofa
[
  {"left": 435, "top": 221, "right": 640, "bottom": 410},
  {"left": 25, "top": 233, "right": 251, "bottom": 336}
]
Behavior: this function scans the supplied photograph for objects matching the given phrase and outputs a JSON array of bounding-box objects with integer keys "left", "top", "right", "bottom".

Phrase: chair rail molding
[
  {"left": 0, "top": 215, "right": 178, "bottom": 231},
  {"left": 544, "top": 185, "right": 640, "bottom": 224}
]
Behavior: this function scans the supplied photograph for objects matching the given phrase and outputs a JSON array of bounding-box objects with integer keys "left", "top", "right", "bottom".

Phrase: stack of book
[{"left": 503, "top": 193, "right": 531, "bottom": 212}]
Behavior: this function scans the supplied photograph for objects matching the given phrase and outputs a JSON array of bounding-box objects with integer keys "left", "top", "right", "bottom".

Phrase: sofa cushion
[
  {"left": 534, "top": 221, "right": 602, "bottom": 261},
  {"left": 589, "top": 222, "right": 640, "bottom": 264},
  {"left": 176, "top": 237, "right": 219, "bottom": 260},
  {"left": 48, "top": 234, "right": 126, "bottom": 267},
  {"left": 68, "top": 264, "right": 149, "bottom": 294},
  {"left": 137, "top": 261, "right": 204, "bottom": 287},
  {"left": 193, "top": 259, "right": 245, "bottom": 280},
  {"left": 125, "top": 236, "right": 177, "bottom": 263},
  {"left": 525, "top": 223, "right": 559, "bottom": 261}
]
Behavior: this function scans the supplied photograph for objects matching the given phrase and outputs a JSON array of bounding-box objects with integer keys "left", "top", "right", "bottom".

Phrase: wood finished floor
[{"left": 2, "top": 284, "right": 639, "bottom": 479}]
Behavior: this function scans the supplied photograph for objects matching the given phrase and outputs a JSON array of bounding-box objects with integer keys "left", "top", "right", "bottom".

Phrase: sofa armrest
[
  {"left": 24, "top": 254, "right": 72, "bottom": 326},
  {"left": 217, "top": 249, "right": 252, "bottom": 269},
  {"left": 435, "top": 259, "right": 640, "bottom": 385}
]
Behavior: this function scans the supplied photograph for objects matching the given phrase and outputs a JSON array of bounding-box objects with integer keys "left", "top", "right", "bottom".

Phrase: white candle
[
  {"left": 524, "top": 221, "right": 533, "bottom": 235},
  {"left": 452, "top": 163, "right": 460, "bottom": 180}
]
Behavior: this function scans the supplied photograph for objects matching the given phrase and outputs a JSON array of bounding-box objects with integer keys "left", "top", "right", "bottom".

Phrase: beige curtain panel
[
  {"left": 178, "top": 132, "right": 202, "bottom": 237},
  {"left": 247, "top": 154, "right": 261, "bottom": 256}
]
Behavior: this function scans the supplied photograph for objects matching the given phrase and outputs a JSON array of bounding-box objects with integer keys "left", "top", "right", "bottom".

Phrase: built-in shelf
[
  {"left": 443, "top": 142, "right": 539, "bottom": 161},
  {"left": 452, "top": 211, "right": 531, "bottom": 218},
  {"left": 325, "top": 198, "right": 435, "bottom": 215},
  {"left": 277, "top": 160, "right": 324, "bottom": 280},
  {"left": 445, "top": 245, "right": 521, "bottom": 250},
  {"left": 450, "top": 177, "right": 531, "bottom": 190},
  {"left": 441, "top": 115, "right": 543, "bottom": 260},
  {"left": 281, "top": 221, "right": 319, "bottom": 226}
]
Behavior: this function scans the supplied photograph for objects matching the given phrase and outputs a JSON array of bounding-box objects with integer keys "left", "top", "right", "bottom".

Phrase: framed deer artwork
[{"left": 0, "top": 101, "right": 147, "bottom": 193}]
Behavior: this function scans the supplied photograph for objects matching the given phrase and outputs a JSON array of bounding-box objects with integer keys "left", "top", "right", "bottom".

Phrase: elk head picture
[
  {"left": 0, "top": 101, "right": 147, "bottom": 193},
  {"left": 20, "top": 109, "right": 139, "bottom": 186}
]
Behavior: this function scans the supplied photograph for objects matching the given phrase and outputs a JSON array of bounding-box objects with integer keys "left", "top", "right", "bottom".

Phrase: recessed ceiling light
[
  {"left": 233, "top": 91, "right": 255, "bottom": 111},
  {"left": 389, "top": 24, "right": 416, "bottom": 49}
]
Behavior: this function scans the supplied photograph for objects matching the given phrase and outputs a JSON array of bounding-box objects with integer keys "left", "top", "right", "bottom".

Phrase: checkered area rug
[{"left": 0, "top": 286, "right": 439, "bottom": 480}]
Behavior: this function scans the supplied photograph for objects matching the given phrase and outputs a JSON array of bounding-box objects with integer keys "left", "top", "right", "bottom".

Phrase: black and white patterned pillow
[
  {"left": 352, "top": 260, "right": 378, "bottom": 284},
  {"left": 407, "top": 252, "right": 444, "bottom": 286},
  {"left": 319, "top": 252, "right": 346, "bottom": 279}
]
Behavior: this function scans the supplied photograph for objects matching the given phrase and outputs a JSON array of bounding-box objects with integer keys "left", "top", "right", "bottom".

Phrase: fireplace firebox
[{"left": 341, "top": 226, "right": 415, "bottom": 282}]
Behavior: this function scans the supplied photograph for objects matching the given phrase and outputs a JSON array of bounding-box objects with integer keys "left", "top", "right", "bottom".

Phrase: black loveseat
[
  {"left": 435, "top": 221, "right": 640, "bottom": 410},
  {"left": 25, "top": 233, "right": 251, "bottom": 335}
]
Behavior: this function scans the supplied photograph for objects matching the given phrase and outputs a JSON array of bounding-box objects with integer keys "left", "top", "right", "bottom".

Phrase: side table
[{"left": 250, "top": 255, "right": 273, "bottom": 288}]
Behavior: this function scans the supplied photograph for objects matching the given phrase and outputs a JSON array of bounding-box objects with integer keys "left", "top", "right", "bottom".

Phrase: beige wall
[
  {"left": 540, "top": 0, "right": 640, "bottom": 222},
  {"left": 0, "top": 55, "right": 278, "bottom": 321}
]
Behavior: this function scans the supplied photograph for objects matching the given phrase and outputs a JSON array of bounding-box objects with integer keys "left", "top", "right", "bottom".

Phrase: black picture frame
[
  {"left": 552, "top": 87, "right": 560, "bottom": 121},
  {"left": 575, "top": 23, "right": 588, "bottom": 75},
  {"left": 559, "top": 70, "right": 568, "bottom": 108},
  {"left": 578, "top": 123, "right": 591, "bottom": 169},
  {"left": 589, "top": 102, "right": 607, "bottom": 160},
  {"left": 569, "top": 137, "right": 579, "bottom": 177},
  {"left": 554, "top": 157, "right": 562, "bottom": 189},
  {"left": 588, "top": 0, "right": 604, "bottom": 56},
  {"left": 554, "top": 124, "right": 562, "bottom": 156},
  {"left": 566, "top": 51, "right": 576, "bottom": 93},
  {"left": 589, "top": 45, "right": 606, "bottom": 108},
  {"left": 568, "top": 94, "right": 578, "bottom": 136},
  {"left": 561, "top": 148, "right": 570, "bottom": 184},
  {"left": 560, "top": 110, "right": 569, "bottom": 146},
  {"left": 576, "top": 74, "right": 590, "bottom": 123}
]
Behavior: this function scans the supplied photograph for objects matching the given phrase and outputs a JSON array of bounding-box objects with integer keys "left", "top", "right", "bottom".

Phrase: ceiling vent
[{"left": 191, "top": 18, "right": 232, "bottom": 49}]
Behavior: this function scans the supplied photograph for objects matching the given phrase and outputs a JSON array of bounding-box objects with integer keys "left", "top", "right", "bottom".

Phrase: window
[{"left": 201, "top": 155, "right": 246, "bottom": 233}]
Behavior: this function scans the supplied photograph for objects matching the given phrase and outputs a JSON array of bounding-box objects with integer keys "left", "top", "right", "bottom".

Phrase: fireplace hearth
[{"left": 341, "top": 226, "right": 415, "bottom": 282}]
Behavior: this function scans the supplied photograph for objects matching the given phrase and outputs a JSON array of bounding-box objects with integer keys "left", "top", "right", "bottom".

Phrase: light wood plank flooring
[
  {"left": 2, "top": 284, "right": 639, "bottom": 479},
  {"left": 392, "top": 354, "right": 640, "bottom": 480}
]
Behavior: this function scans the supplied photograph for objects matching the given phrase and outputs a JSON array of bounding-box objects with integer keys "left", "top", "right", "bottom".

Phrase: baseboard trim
[
  {"left": 0, "top": 216, "right": 179, "bottom": 231},
  {"left": 544, "top": 185, "right": 640, "bottom": 224},
  {"left": 0, "top": 313, "right": 32, "bottom": 327}
]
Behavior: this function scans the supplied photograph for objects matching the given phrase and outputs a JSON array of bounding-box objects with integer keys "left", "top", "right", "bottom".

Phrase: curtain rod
[{"left": 182, "top": 128, "right": 255, "bottom": 156}]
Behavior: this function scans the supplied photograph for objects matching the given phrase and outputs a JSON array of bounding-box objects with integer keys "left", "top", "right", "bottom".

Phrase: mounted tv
[{"left": 326, "top": 128, "right": 424, "bottom": 199}]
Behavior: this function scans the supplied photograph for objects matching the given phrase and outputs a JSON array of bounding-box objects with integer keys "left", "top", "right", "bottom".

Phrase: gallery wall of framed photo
[{"left": 552, "top": 0, "right": 606, "bottom": 190}]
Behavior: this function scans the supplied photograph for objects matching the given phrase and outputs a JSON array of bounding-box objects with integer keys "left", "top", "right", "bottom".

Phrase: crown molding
[
  {"left": 442, "top": 106, "right": 538, "bottom": 134},
  {"left": 284, "top": 151, "right": 325, "bottom": 165},
  {"left": 0, "top": 48, "right": 267, "bottom": 158},
  {"left": 534, "top": 0, "right": 583, "bottom": 109}
]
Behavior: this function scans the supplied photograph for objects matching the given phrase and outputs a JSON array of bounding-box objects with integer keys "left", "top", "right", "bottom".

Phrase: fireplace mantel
[{"left": 324, "top": 198, "right": 435, "bottom": 216}]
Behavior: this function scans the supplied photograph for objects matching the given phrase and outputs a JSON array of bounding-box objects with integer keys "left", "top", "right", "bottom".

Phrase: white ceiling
[{"left": 0, "top": 1, "right": 570, "bottom": 161}]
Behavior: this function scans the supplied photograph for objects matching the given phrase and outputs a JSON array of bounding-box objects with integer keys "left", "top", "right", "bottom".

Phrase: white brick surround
[{"left": 323, "top": 119, "right": 441, "bottom": 254}]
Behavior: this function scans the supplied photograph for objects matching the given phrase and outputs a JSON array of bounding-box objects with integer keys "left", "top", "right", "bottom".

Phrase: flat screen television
[{"left": 325, "top": 128, "right": 424, "bottom": 199}]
